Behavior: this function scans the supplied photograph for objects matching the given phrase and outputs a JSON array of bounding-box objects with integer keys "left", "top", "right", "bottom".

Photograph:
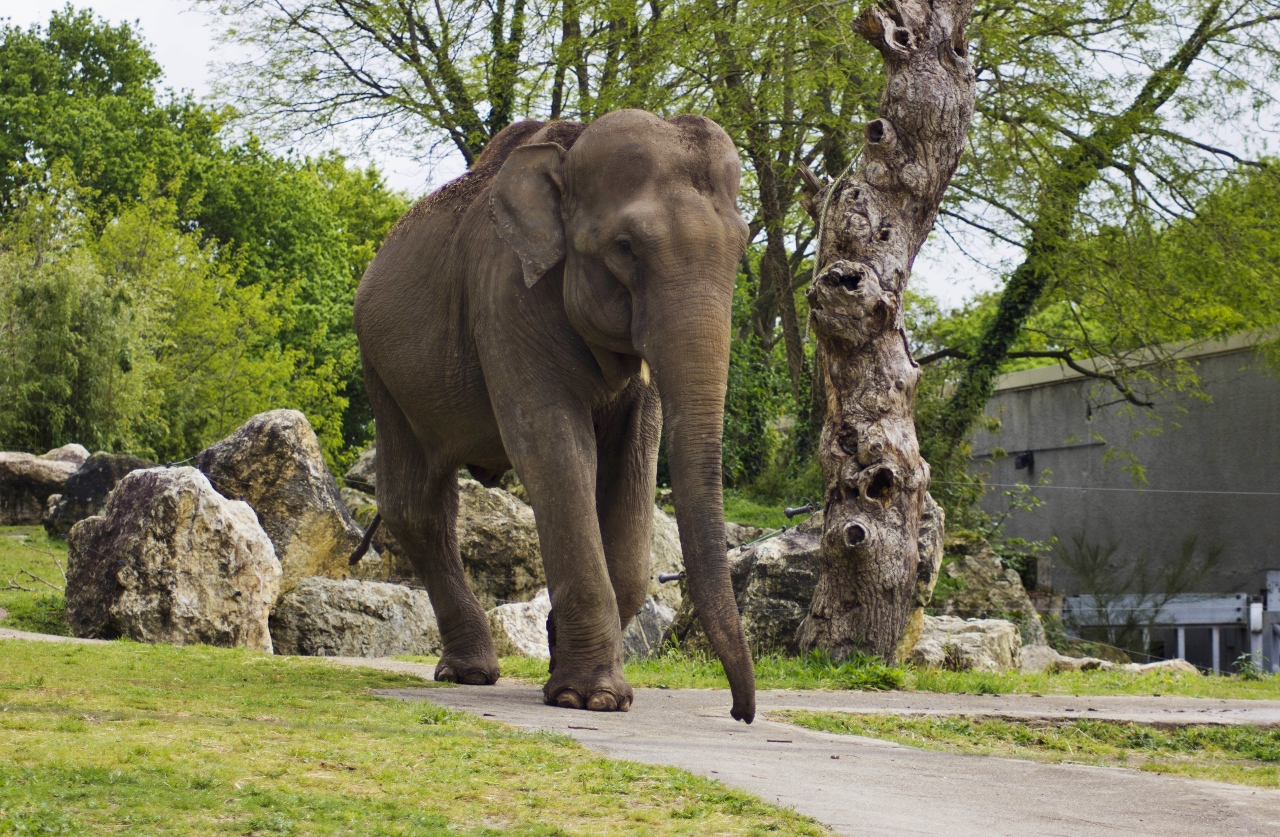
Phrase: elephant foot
[
  {"left": 434, "top": 653, "right": 500, "bottom": 685},
  {"left": 543, "top": 664, "right": 633, "bottom": 712}
]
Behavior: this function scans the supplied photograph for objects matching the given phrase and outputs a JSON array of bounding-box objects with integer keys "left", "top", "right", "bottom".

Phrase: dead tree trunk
[{"left": 797, "top": 0, "right": 975, "bottom": 661}]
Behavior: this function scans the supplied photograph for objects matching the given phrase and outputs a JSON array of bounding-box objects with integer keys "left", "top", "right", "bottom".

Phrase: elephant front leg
[{"left": 499, "top": 404, "right": 634, "bottom": 712}]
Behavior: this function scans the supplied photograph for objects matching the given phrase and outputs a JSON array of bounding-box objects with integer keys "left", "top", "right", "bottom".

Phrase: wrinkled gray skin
[{"left": 354, "top": 110, "right": 755, "bottom": 721}]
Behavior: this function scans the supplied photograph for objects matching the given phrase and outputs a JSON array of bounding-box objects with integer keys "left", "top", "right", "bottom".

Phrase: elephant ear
[{"left": 491, "top": 143, "right": 567, "bottom": 288}]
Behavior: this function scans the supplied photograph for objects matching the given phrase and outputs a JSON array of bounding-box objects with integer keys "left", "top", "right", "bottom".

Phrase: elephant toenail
[
  {"left": 556, "top": 689, "right": 584, "bottom": 709},
  {"left": 587, "top": 692, "right": 618, "bottom": 712}
]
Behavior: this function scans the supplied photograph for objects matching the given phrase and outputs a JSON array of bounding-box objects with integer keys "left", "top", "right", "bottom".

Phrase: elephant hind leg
[{"left": 366, "top": 367, "right": 499, "bottom": 685}]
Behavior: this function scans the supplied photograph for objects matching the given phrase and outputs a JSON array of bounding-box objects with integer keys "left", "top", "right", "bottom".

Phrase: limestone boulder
[
  {"left": 488, "top": 588, "right": 553, "bottom": 658},
  {"left": 65, "top": 467, "right": 280, "bottom": 651},
  {"left": 44, "top": 452, "right": 155, "bottom": 538},
  {"left": 668, "top": 514, "right": 822, "bottom": 656},
  {"left": 648, "top": 506, "right": 685, "bottom": 612},
  {"left": 1119, "top": 658, "right": 1201, "bottom": 675},
  {"left": 487, "top": 587, "right": 677, "bottom": 662},
  {"left": 344, "top": 447, "right": 377, "bottom": 492},
  {"left": 908, "top": 615, "right": 1022, "bottom": 672},
  {"left": 196, "top": 410, "right": 379, "bottom": 584},
  {"left": 622, "top": 596, "right": 677, "bottom": 660},
  {"left": 725, "top": 521, "right": 771, "bottom": 550},
  {"left": 41, "top": 443, "right": 90, "bottom": 466},
  {"left": 1020, "top": 643, "right": 1108, "bottom": 673},
  {"left": 455, "top": 478, "right": 545, "bottom": 606},
  {"left": 0, "top": 446, "right": 87, "bottom": 525},
  {"left": 269, "top": 577, "right": 441, "bottom": 657},
  {"left": 936, "top": 534, "right": 1046, "bottom": 646}
]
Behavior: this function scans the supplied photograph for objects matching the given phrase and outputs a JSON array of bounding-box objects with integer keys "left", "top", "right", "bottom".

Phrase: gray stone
[
  {"left": 648, "top": 506, "right": 685, "bottom": 612},
  {"left": 623, "top": 597, "right": 677, "bottom": 660},
  {"left": 456, "top": 478, "right": 545, "bottom": 606},
  {"left": 488, "top": 588, "right": 553, "bottom": 658},
  {"left": 344, "top": 447, "right": 377, "bottom": 492},
  {"left": 40, "top": 444, "right": 90, "bottom": 466},
  {"left": 668, "top": 514, "right": 822, "bottom": 656},
  {"left": 909, "top": 614, "right": 1022, "bottom": 672},
  {"left": 725, "top": 521, "right": 771, "bottom": 550},
  {"left": 44, "top": 452, "right": 154, "bottom": 538},
  {"left": 1119, "top": 658, "right": 1200, "bottom": 675},
  {"left": 936, "top": 534, "right": 1046, "bottom": 647},
  {"left": 0, "top": 448, "right": 83, "bottom": 525},
  {"left": 66, "top": 467, "right": 280, "bottom": 651},
  {"left": 196, "top": 410, "right": 381, "bottom": 585},
  {"left": 269, "top": 576, "right": 441, "bottom": 657}
]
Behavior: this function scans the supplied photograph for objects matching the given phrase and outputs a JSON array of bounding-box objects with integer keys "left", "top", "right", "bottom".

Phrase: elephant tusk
[{"left": 639, "top": 358, "right": 651, "bottom": 387}]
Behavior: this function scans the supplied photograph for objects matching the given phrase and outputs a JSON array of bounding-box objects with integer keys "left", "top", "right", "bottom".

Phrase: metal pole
[
  {"left": 1176, "top": 628, "right": 1186, "bottom": 660},
  {"left": 1212, "top": 626, "right": 1221, "bottom": 674}
]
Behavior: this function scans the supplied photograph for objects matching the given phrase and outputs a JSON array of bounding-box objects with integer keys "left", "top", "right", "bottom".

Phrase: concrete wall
[{"left": 972, "top": 341, "right": 1280, "bottom": 597}]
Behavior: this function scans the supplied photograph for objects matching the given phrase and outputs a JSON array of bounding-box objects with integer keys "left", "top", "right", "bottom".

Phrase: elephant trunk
[{"left": 647, "top": 301, "right": 756, "bottom": 723}]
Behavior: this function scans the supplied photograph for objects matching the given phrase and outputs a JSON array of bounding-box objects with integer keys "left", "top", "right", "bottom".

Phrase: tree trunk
[{"left": 797, "top": 0, "right": 975, "bottom": 661}]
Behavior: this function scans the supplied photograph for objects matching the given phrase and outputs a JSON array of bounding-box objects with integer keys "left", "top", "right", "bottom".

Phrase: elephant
[{"left": 353, "top": 109, "right": 755, "bottom": 722}]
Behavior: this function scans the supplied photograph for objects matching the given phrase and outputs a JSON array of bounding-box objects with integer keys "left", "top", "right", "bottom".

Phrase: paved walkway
[{"left": 346, "top": 659, "right": 1280, "bottom": 837}]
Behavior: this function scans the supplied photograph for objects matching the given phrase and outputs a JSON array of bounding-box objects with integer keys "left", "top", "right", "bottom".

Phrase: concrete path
[{"left": 363, "top": 669, "right": 1280, "bottom": 837}]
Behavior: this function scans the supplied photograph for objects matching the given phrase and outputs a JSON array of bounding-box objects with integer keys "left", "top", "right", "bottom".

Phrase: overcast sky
[{"left": 4, "top": 0, "right": 1000, "bottom": 308}]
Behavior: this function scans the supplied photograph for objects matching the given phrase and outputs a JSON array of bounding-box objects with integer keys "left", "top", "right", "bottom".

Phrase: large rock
[
  {"left": 668, "top": 514, "right": 822, "bottom": 656},
  {"left": 936, "top": 534, "right": 1046, "bottom": 646},
  {"left": 725, "top": 521, "right": 771, "bottom": 550},
  {"left": 40, "top": 443, "right": 90, "bottom": 466},
  {"left": 269, "top": 577, "right": 441, "bottom": 657},
  {"left": 455, "top": 478, "right": 545, "bottom": 606},
  {"left": 65, "top": 467, "right": 280, "bottom": 651},
  {"left": 622, "top": 597, "right": 677, "bottom": 660},
  {"left": 487, "top": 588, "right": 676, "bottom": 661},
  {"left": 648, "top": 506, "right": 685, "bottom": 612},
  {"left": 908, "top": 614, "right": 1022, "bottom": 672},
  {"left": 488, "top": 588, "right": 553, "bottom": 658},
  {"left": 344, "top": 447, "right": 377, "bottom": 491},
  {"left": 0, "top": 445, "right": 88, "bottom": 525},
  {"left": 43, "top": 452, "right": 154, "bottom": 538},
  {"left": 196, "top": 410, "right": 378, "bottom": 585}
]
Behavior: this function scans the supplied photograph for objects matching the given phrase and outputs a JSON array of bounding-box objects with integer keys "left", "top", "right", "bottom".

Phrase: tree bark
[{"left": 797, "top": 0, "right": 975, "bottom": 661}]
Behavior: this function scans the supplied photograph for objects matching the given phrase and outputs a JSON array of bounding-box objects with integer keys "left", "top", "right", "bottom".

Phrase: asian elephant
[{"left": 353, "top": 109, "right": 755, "bottom": 722}]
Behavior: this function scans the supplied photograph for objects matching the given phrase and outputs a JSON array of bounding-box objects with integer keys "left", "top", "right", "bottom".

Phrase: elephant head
[{"left": 491, "top": 110, "right": 755, "bottom": 722}]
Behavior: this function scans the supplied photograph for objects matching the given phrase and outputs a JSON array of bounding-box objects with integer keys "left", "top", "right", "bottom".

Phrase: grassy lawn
[
  {"left": 0, "top": 526, "right": 71, "bottom": 636},
  {"left": 0, "top": 639, "right": 827, "bottom": 836},
  {"left": 779, "top": 711, "right": 1280, "bottom": 787},
  {"left": 492, "top": 650, "right": 1280, "bottom": 701},
  {"left": 720, "top": 493, "right": 794, "bottom": 532}
]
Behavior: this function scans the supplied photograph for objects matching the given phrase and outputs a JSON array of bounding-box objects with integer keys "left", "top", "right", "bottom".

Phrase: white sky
[{"left": 3, "top": 0, "right": 999, "bottom": 308}]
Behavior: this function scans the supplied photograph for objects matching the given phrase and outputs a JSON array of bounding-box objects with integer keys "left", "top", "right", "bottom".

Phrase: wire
[{"left": 934, "top": 481, "right": 1280, "bottom": 497}]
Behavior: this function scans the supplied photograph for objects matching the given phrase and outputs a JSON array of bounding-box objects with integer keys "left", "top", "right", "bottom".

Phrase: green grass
[
  {"left": 779, "top": 711, "right": 1280, "bottom": 787},
  {"left": 0, "top": 639, "right": 828, "bottom": 836},
  {"left": 0, "top": 526, "right": 71, "bottom": 636},
  {"left": 722, "top": 492, "right": 795, "bottom": 532},
  {"left": 468, "top": 649, "right": 1280, "bottom": 700}
]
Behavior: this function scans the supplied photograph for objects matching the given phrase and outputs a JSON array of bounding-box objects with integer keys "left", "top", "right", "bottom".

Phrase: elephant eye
[{"left": 615, "top": 238, "right": 635, "bottom": 257}]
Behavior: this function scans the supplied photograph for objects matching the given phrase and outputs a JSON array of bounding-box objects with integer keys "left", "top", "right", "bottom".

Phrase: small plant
[
  {"left": 418, "top": 704, "right": 458, "bottom": 726},
  {"left": 1236, "top": 652, "right": 1266, "bottom": 682}
]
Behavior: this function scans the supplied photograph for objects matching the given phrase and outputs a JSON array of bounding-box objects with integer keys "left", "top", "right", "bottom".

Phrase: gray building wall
[{"left": 972, "top": 338, "right": 1280, "bottom": 597}]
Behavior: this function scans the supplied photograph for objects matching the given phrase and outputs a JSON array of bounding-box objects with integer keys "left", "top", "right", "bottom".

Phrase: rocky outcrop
[
  {"left": 667, "top": 514, "right": 822, "bottom": 656},
  {"left": 487, "top": 588, "right": 676, "bottom": 661},
  {"left": 908, "top": 614, "right": 1022, "bottom": 672},
  {"left": 196, "top": 410, "right": 380, "bottom": 585},
  {"left": 725, "top": 521, "right": 770, "bottom": 550},
  {"left": 1019, "top": 644, "right": 1202, "bottom": 675},
  {"left": 648, "top": 506, "right": 685, "bottom": 612},
  {"left": 455, "top": 478, "right": 545, "bottom": 606},
  {"left": 936, "top": 533, "right": 1046, "bottom": 646},
  {"left": 0, "top": 446, "right": 88, "bottom": 525},
  {"left": 344, "top": 447, "right": 377, "bottom": 492},
  {"left": 622, "top": 597, "right": 677, "bottom": 660},
  {"left": 65, "top": 467, "right": 280, "bottom": 651},
  {"left": 43, "top": 452, "right": 154, "bottom": 538},
  {"left": 488, "top": 588, "right": 553, "bottom": 658},
  {"left": 269, "top": 577, "right": 441, "bottom": 657}
]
